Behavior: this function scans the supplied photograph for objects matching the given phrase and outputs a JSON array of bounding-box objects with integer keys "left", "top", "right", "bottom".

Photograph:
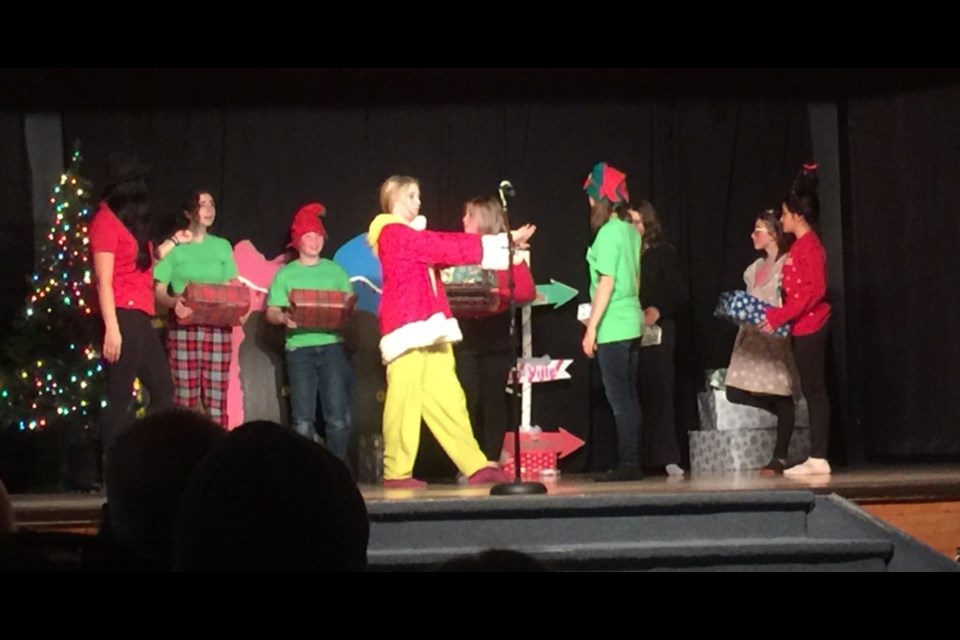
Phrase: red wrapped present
[
  {"left": 500, "top": 451, "right": 558, "bottom": 480},
  {"left": 439, "top": 265, "right": 499, "bottom": 316},
  {"left": 289, "top": 289, "right": 357, "bottom": 330},
  {"left": 181, "top": 283, "right": 251, "bottom": 327}
]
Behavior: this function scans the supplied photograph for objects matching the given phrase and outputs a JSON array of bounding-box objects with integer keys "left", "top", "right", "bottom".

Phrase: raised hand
[
  {"left": 173, "top": 228, "right": 194, "bottom": 244},
  {"left": 510, "top": 224, "right": 537, "bottom": 249}
]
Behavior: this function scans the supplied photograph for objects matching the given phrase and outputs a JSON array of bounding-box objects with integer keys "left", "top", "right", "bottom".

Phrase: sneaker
[
  {"left": 665, "top": 464, "right": 685, "bottom": 477},
  {"left": 783, "top": 457, "right": 831, "bottom": 477},
  {"left": 467, "top": 467, "right": 511, "bottom": 485},
  {"left": 759, "top": 458, "right": 787, "bottom": 476},
  {"left": 595, "top": 468, "right": 645, "bottom": 482},
  {"left": 382, "top": 477, "right": 428, "bottom": 489}
]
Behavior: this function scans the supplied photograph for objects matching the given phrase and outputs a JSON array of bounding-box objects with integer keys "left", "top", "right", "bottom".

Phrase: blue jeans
[
  {"left": 286, "top": 343, "right": 354, "bottom": 462},
  {"left": 596, "top": 339, "right": 641, "bottom": 470}
]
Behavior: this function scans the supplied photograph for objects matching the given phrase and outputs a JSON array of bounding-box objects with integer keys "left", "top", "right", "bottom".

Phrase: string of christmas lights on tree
[{"left": 0, "top": 143, "right": 108, "bottom": 431}]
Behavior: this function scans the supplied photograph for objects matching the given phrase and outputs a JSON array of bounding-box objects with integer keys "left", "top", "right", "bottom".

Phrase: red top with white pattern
[{"left": 764, "top": 231, "right": 830, "bottom": 336}]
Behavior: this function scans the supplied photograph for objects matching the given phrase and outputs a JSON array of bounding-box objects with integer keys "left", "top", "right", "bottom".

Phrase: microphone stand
[{"left": 491, "top": 180, "right": 547, "bottom": 496}]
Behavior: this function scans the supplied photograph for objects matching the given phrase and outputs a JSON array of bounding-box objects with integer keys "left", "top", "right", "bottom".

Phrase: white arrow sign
[{"left": 510, "top": 357, "right": 573, "bottom": 385}]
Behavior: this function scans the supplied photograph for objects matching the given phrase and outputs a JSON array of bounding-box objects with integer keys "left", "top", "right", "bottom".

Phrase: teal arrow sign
[{"left": 531, "top": 279, "right": 578, "bottom": 309}]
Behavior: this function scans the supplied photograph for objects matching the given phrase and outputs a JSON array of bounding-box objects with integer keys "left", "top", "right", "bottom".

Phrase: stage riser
[
  {"left": 369, "top": 492, "right": 815, "bottom": 550},
  {"left": 370, "top": 510, "right": 810, "bottom": 550},
  {"left": 372, "top": 559, "right": 889, "bottom": 572},
  {"left": 366, "top": 492, "right": 960, "bottom": 572},
  {"left": 368, "top": 538, "right": 893, "bottom": 572}
]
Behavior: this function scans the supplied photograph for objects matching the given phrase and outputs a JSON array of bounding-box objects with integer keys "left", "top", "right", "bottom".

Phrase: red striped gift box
[
  {"left": 181, "top": 283, "right": 251, "bottom": 327},
  {"left": 289, "top": 289, "right": 357, "bottom": 330}
]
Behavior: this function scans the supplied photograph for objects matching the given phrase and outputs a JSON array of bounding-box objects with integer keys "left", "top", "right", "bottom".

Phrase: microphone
[{"left": 498, "top": 180, "right": 516, "bottom": 209}]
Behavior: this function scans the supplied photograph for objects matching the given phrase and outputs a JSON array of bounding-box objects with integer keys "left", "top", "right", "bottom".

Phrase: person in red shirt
[
  {"left": 89, "top": 152, "right": 174, "bottom": 456},
  {"left": 367, "top": 176, "right": 532, "bottom": 488},
  {"left": 454, "top": 194, "right": 537, "bottom": 461},
  {"left": 759, "top": 164, "right": 832, "bottom": 476}
]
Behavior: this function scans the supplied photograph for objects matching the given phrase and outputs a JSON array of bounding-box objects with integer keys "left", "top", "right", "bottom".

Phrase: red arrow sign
[{"left": 500, "top": 428, "right": 585, "bottom": 460}]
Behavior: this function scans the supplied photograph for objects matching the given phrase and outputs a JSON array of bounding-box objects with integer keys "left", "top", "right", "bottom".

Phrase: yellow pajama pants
[{"left": 383, "top": 343, "right": 489, "bottom": 480}]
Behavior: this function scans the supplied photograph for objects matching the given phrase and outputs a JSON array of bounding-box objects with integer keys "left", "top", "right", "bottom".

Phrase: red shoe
[
  {"left": 467, "top": 467, "right": 510, "bottom": 485},
  {"left": 383, "top": 477, "right": 427, "bottom": 489}
]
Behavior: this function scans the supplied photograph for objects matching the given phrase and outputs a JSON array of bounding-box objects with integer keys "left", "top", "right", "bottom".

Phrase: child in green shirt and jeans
[{"left": 266, "top": 203, "right": 355, "bottom": 463}]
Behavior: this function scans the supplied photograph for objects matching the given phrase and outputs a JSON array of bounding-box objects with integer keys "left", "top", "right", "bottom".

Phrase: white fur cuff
[{"left": 480, "top": 233, "right": 509, "bottom": 271}]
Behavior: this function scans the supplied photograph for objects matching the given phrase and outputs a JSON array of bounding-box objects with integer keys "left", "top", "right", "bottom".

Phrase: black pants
[
  {"left": 100, "top": 309, "right": 175, "bottom": 456},
  {"left": 596, "top": 339, "right": 642, "bottom": 471},
  {"left": 454, "top": 348, "right": 514, "bottom": 460},
  {"left": 638, "top": 319, "right": 681, "bottom": 468},
  {"left": 792, "top": 325, "right": 831, "bottom": 459},
  {"left": 725, "top": 387, "right": 795, "bottom": 460}
]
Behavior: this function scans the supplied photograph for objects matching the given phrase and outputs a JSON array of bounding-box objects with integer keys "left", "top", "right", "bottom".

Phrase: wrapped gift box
[
  {"left": 500, "top": 451, "right": 558, "bottom": 480},
  {"left": 289, "top": 289, "right": 357, "bottom": 330},
  {"left": 440, "top": 265, "right": 499, "bottom": 316},
  {"left": 688, "top": 427, "right": 811, "bottom": 472},
  {"left": 705, "top": 368, "right": 727, "bottom": 390},
  {"left": 714, "top": 290, "right": 791, "bottom": 338},
  {"left": 181, "top": 283, "right": 251, "bottom": 327},
  {"left": 698, "top": 389, "right": 809, "bottom": 431}
]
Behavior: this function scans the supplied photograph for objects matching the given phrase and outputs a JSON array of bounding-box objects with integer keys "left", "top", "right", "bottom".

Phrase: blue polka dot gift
[{"left": 714, "top": 290, "right": 792, "bottom": 338}]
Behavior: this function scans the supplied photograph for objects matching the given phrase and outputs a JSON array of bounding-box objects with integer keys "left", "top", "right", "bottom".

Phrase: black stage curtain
[
  {"left": 845, "top": 85, "right": 960, "bottom": 457},
  {"left": 0, "top": 111, "right": 32, "bottom": 339}
]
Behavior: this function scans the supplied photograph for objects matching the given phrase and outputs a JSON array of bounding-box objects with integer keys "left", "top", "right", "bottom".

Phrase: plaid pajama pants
[{"left": 167, "top": 324, "right": 232, "bottom": 427}]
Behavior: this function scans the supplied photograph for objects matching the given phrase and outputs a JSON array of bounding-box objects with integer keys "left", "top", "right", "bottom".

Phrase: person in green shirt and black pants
[
  {"left": 266, "top": 203, "right": 355, "bottom": 463},
  {"left": 582, "top": 162, "right": 643, "bottom": 482}
]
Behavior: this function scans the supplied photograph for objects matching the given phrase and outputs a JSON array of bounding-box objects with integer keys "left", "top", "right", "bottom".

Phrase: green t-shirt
[
  {"left": 586, "top": 217, "right": 642, "bottom": 344},
  {"left": 153, "top": 234, "right": 238, "bottom": 294},
  {"left": 267, "top": 259, "right": 354, "bottom": 351}
]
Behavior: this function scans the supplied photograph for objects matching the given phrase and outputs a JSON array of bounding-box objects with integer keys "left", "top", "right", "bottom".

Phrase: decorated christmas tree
[{"left": 0, "top": 143, "right": 106, "bottom": 435}]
